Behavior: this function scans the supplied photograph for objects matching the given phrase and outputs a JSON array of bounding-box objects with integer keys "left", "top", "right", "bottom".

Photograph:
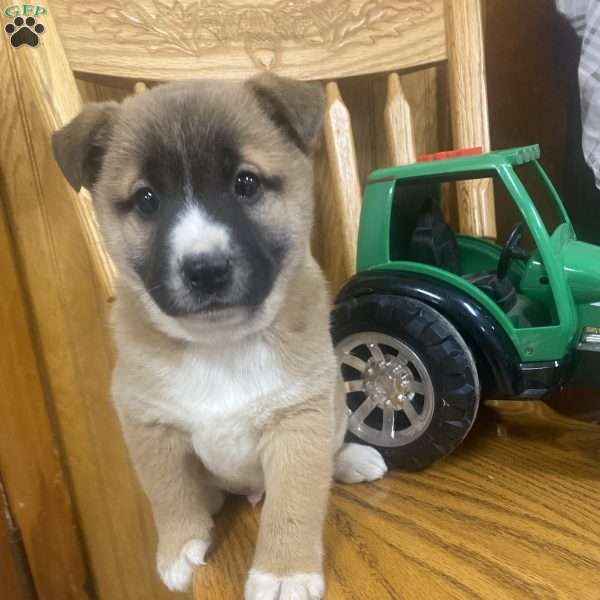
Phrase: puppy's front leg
[
  {"left": 120, "top": 415, "right": 223, "bottom": 592},
  {"left": 246, "top": 402, "right": 334, "bottom": 600}
]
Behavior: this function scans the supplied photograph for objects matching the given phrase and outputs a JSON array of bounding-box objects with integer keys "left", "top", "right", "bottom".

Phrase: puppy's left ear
[{"left": 247, "top": 73, "right": 325, "bottom": 154}]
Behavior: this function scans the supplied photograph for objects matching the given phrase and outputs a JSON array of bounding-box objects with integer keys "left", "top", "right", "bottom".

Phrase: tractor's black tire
[{"left": 332, "top": 294, "right": 480, "bottom": 471}]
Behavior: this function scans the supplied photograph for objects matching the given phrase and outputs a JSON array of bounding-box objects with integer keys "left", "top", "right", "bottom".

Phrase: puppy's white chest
[{"left": 161, "top": 338, "right": 287, "bottom": 492}]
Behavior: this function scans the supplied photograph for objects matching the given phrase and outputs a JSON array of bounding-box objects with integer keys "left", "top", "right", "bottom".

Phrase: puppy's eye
[
  {"left": 234, "top": 171, "right": 261, "bottom": 199},
  {"left": 133, "top": 187, "right": 159, "bottom": 217}
]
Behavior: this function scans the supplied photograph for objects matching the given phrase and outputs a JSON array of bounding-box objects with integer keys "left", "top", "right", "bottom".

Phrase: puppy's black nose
[{"left": 182, "top": 253, "right": 232, "bottom": 294}]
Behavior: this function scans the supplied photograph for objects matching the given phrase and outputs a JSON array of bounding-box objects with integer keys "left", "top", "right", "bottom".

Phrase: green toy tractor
[{"left": 331, "top": 145, "right": 600, "bottom": 470}]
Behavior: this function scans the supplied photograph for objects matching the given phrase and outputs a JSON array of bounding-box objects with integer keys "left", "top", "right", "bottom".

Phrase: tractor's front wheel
[{"left": 332, "top": 294, "right": 480, "bottom": 471}]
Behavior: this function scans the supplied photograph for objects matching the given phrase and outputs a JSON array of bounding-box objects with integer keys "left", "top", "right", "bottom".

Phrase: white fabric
[{"left": 556, "top": 0, "right": 600, "bottom": 189}]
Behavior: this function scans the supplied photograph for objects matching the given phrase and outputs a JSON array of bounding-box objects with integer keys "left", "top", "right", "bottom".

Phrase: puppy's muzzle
[{"left": 181, "top": 252, "right": 232, "bottom": 296}]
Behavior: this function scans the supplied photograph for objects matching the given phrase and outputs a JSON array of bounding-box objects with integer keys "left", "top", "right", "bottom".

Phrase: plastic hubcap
[
  {"left": 363, "top": 354, "right": 415, "bottom": 411},
  {"left": 336, "top": 332, "right": 435, "bottom": 448}
]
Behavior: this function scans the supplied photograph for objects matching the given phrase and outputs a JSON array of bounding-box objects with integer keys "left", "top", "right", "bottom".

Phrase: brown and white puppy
[{"left": 52, "top": 74, "right": 386, "bottom": 599}]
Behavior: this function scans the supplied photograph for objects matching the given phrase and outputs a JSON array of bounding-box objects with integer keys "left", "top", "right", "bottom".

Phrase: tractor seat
[
  {"left": 390, "top": 182, "right": 462, "bottom": 274},
  {"left": 390, "top": 182, "right": 517, "bottom": 312}
]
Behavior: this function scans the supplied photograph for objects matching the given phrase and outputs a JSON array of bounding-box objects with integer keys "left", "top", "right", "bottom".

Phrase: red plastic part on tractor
[{"left": 417, "top": 147, "right": 483, "bottom": 162}]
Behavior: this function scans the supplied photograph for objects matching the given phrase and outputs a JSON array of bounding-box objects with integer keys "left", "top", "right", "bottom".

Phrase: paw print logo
[{"left": 5, "top": 16, "right": 45, "bottom": 48}]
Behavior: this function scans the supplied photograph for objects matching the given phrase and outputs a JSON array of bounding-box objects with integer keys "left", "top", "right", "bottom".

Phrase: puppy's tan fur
[{"left": 52, "top": 74, "right": 386, "bottom": 599}]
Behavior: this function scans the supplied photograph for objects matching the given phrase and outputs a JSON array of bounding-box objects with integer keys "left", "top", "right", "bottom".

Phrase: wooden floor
[{"left": 194, "top": 401, "right": 600, "bottom": 599}]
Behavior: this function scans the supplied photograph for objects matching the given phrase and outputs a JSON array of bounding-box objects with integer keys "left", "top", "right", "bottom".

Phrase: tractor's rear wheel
[{"left": 332, "top": 294, "right": 480, "bottom": 471}]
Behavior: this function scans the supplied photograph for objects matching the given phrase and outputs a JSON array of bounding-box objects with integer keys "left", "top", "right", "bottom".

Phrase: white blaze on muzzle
[{"left": 170, "top": 204, "right": 231, "bottom": 265}]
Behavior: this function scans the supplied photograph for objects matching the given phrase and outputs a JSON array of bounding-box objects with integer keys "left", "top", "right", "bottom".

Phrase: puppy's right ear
[{"left": 52, "top": 101, "right": 119, "bottom": 192}]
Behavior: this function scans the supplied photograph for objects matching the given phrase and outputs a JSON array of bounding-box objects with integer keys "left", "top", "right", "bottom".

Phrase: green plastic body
[{"left": 357, "top": 145, "right": 600, "bottom": 362}]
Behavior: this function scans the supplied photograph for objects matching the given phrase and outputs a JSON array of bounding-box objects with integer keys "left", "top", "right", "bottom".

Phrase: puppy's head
[{"left": 52, "top": 75, "right": 324, "bottom": 343}]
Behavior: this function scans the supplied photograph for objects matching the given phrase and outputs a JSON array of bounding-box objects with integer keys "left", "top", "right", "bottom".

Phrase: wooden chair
[{"left": 0, "top": 2, "right": 496, "bottom": 598}]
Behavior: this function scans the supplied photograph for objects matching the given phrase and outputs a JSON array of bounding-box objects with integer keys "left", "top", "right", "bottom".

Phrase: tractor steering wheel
[{"left": 497, "top": 223, "right": 529, "bottom": 280}]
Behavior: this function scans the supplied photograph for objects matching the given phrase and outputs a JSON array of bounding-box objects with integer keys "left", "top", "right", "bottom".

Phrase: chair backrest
[
  {"left": 0, "top": 5, "right": 495, "bottom": 597},
  {"left": 52, "top": 0, "right": 447, "bottom": 81}
]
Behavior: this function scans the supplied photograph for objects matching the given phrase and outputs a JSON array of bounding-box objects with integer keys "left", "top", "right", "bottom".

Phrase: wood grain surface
[
  {"left": 195, "top": 401, "right": 600, "bottom": 599},
  {"left": 446, "top": 0, "right": 496, "bottom": 238},
  {"left": 0, "top": 196, "right": 90, "bottom": 599},
  {"left": 321, "top": 81, "right": 363, "bottom": 285},
  {"left": 384, "top": 72, "right": 417, "bottom": 166},
  {"left": 51, "top": 0, "right": 446, "bottom": 81},
  {"left": 1, "top": 3, "right": 116, "bottom": 301}
]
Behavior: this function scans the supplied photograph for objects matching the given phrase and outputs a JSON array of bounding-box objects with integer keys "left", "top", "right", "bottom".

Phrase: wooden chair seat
[{"left": 195, "top": 401, "right": 600, "bottom": 599}]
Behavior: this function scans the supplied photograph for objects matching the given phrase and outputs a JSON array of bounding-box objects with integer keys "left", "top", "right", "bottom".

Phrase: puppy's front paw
[
  {"left": 157, "top": 538, "right": 209, "bottom": 592},
  {"left": 334, "top": 442, "right": 387, "bottom": 484},
  {"left": 245, "top": 569, "right": 324, "bottom": 600}
]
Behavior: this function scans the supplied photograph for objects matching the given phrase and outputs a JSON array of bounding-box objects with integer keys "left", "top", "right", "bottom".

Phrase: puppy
[{"left": 52, "top": 74, "right": 387, "bottom": 599}]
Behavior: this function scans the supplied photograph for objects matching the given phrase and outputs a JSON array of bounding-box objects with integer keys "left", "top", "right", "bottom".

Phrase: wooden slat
[
  {"left": 384, "top": 72, "right": 416, "bottom": 165},
  {"left": 195, "top": 401, "right": 600, "bottom": 598},
  {"left": 400, "top": 66, "right": 455, "bottom": 224},
  {"left": 399, "top": 66, "right": 447, "bottom": 158},
  {"left": 0, "top": 197, "right": 90, "bottom": 599},
  {"left": 446, "top": 0, "right": 496, "bottom": 238},
  {"left": 0, "top": 11, "right": 174, "bottom": 600},
  {"left": 321, "top": 82, "right": 362, "bottom": 287},
  {"left": 50, "top": 0, "right": 446, "bottom": 81}
]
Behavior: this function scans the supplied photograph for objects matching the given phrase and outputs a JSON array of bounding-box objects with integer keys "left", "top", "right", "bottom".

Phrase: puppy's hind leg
[
  {"left": 334, "top": 442, "right": 388, "bottom": 484},
  {"left": 120, "top": 416, "right": 224, "bottom": 592}
]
